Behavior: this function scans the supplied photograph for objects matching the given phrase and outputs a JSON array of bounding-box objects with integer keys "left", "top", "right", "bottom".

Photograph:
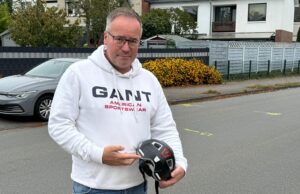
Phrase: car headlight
[{"left": 8, "top": 91, "right": 37, "bottom": 99}]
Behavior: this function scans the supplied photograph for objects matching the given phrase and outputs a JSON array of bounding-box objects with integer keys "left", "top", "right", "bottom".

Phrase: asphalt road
[
  {"left": 0, "top": 115, "right": 46, "bottom": 131},
  {"left": 0, "top": 88, "right": 300, "bottom": 194}
]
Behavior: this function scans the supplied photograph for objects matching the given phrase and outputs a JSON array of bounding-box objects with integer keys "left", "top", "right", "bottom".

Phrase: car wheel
[{"left": 34, "top": 95, "right": 53, "bottom": 121}]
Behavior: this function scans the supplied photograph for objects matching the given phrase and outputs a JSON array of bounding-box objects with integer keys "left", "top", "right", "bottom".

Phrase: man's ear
[{"left": 103, "top": 32, "right": 108, "bottom": 45}]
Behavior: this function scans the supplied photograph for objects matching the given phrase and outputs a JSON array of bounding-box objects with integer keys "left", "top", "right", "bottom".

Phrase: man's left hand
[{"left": 159, "top": 166, "right": 185, "bottom": 188}]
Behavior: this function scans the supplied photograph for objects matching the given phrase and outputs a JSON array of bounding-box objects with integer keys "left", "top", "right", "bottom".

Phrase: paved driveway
[{"left": 0, "top": 115, "right": 46, "bottom": 131}]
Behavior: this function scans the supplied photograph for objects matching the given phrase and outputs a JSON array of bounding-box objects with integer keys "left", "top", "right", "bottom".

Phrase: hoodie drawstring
[
  {"left": 111, "top": 69, "right": 122, "bottom": 114},
  {"left": 129, "top": 75, "right": 138, "bottom": 122}
]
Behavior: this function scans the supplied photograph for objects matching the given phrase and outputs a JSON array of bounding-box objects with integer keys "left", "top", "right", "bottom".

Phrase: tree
[
  {"left": 0, "top": 0, "right": 12, "bottom": 13},
  {"left": 0, "top": 2, "right": 10, "bottom": 33},
  {"left": 141, "top": 8, "right": 198, "bottom": 39},
  {"left": 70, "top": 0, "right": 128, "bottom": 47},
  {"left": 9, "top": 0, "right": 83, "bottom": 47},
  {"left": 170, "top": 8, "right": 197, "bottom": 35},
  {"left": 141, "top": 9, "right": 172, "bottom": 39}
]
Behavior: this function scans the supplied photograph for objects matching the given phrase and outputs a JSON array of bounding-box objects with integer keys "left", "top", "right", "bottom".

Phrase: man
[{"left": 48, "top": 7, "right": 187, "bottom": 194}]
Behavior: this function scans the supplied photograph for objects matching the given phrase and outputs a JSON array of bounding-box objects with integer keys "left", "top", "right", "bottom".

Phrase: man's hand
[
  {"left": 102, "top": 145, "right": 140, "bottom": 166},
  {"left": 159, "top": 166, "right": 185, "bottom": 188}
]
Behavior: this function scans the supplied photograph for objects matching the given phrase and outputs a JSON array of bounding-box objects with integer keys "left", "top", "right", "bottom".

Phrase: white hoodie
[{"left": 48, "top": 45, "right": 187, "bottom": 189}]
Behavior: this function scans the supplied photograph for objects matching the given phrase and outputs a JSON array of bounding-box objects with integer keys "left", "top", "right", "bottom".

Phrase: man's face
[{"left": 104, "top": 16, "right": 141, "bottom": 74}]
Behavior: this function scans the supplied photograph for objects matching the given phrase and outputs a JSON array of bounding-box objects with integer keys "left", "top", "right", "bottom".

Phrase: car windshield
[{"left": 25, "top": 60, "right": 72, "bottom": 78}]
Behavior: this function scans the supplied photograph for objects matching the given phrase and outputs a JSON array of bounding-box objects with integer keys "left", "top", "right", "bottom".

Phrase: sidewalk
[{"left": 163, "top": 75, "right": 300, "bottom": 104}]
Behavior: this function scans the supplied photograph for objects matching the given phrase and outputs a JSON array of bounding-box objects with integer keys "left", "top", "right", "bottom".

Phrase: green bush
[{"left": 143, "top": 58, "right": 222, "bottom": 87}]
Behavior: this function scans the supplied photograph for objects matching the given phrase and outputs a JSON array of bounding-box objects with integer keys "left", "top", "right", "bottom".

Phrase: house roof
[
  {"left": 144, "top": 34, "right": 192, "bottom": 42},
  {"left": 198, "top": 32, "right": 275, "bottom": 41},
  {"left": 145, "top": 0, "right": 203, "bottom": 3},
  {"left": 0, "top": 30, "right": 10, "bottom": 37}
]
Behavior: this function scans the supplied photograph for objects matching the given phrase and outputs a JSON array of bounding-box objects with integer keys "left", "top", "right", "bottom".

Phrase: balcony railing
[{"left": 212, "top": 21, "right": 236, "bottom": 32}]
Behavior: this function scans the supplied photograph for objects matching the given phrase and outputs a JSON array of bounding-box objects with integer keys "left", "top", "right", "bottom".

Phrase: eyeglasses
[{"left": 107, "top": 31, "right": 140, "bottom": 48}]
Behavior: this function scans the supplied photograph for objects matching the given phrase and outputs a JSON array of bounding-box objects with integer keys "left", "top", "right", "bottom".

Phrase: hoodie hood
[{"left": 88, "top": 45, "right": 142, "bottom": 78}]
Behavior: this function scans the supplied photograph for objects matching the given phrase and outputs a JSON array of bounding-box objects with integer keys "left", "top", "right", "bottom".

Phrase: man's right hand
[{"left": 102, "top": 145, "right": 140, "bottom": 166}]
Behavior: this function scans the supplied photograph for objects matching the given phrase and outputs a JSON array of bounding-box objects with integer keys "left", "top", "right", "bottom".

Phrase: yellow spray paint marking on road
[
  {"left": 254, "top": 111, "right": 282, "bottom": 116},
  {"left": 183, "top": 128, "right": 213, "bottom": 137},
  {"left": 180, "top": 103, "right": 192, "bottom": 107},
  {"left": 266, "top": 112, "right": 282, "bottom": 116}
]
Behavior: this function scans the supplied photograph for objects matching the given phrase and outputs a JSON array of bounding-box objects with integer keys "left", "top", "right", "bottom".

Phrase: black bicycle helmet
[{"left": 136, "top": 139, "right": 175, "bottom": 194}]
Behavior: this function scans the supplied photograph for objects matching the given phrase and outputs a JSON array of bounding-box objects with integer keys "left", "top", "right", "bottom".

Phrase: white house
[
  {"left": 146, "top": 0, "right": 295, "bottom": 42},
  {"left": 12, "top": 0, "right": 85, "bottom": 26},
  {"left": 10, "top": 0, "right": 296, "bottom": 42},
  {"left": 0, "top": 30, "right": 18, "bottom": 47}
]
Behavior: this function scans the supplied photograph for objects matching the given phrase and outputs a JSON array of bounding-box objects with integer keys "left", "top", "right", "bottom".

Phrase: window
[
  {"left": 248, "top": 3, "right": 266, "bottom": 21},
  {"left": 214, "top": 6, "right": 236, "bottom": 22},
  {"left": 295, "top": 7, "right": 300, "bottom": 22},
  {"left": 66, "top": 1, "right": 80, "bottom": 17},
  {"left": 295, "top": 0, "right": 300, "bottom": 8},
  {"left": 183, "top": 6, "right": 198, "bottom": 22}
]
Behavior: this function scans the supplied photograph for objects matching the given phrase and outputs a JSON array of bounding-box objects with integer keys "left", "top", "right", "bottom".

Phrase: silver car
[{"left": 0, "top": 58, "right": 81, "bottom": 121}]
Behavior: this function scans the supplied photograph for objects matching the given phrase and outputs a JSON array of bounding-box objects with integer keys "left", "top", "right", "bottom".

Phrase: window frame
[
  {"left": 182, "top": 6, "right": 198, "bottom": 22},
  {"left": 214, "top": 5, "right": 236, "bottom": 23},
  {"left": 248, "top": 3, "right": 267, "bottom": 22},
  {"left": 65, "top": 1, "right": 80, "bottom": 17}
]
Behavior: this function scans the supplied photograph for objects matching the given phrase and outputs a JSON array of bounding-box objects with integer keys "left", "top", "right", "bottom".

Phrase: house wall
[
  {"left": 150, "top": 2, "right": 209, "bottom": 34},
  {"left": 150, "top": 0, "right": 294, "bottom": 37},
  {"left": 130, "top": 0, "right": 142, "bottom": 15},
  {"left": 228, "top": 0, "right": 293, "bottom": 33},
  {"left": 56, "top": 0, "right": 85, "bottom": 26},
  {"left": 197, "top": 2, "right": 211, "bottom": 35},
  {"left": 0, "top": 33, "right": 18, "bottom": 47},
  {"left": 282, "top": 0, "right": 295, "bottom": 32}
]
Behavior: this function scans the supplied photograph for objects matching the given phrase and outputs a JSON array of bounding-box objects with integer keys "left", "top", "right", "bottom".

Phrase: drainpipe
[{"left": 209, "top": 0, "right": 212, "bottom": 37}]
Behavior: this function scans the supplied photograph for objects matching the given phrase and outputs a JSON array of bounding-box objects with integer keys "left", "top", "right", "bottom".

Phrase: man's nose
[{"left": 121, "top": 41, "right": 130, "bottom": 51}]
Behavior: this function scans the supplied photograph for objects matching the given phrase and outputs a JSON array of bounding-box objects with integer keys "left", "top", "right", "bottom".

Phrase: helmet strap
[
  {"left": 139, "top": 166, "right": 147, "bottom": 192},
  {"left": 155, "top": 180, "right": 159, "bottom": 194},
  {"left": 139, "top": 164, "right": 160, "bottom": 194}
]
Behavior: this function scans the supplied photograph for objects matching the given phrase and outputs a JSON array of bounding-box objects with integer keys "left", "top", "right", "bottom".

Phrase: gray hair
[{"left": 105, "top": 7, "right": 143, "bottom": 36}]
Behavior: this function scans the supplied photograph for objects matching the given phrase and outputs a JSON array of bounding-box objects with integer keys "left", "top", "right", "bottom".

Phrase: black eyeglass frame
[{"left": 106, "top": 31, "right": 140, "bottom": 47}]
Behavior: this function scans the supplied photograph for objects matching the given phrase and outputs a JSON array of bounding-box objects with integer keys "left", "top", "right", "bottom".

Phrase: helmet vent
[
  {"left": 166, "top": 159, "right": 174, "bottom": 170},
  {"left": 152, "top": 142, "right": 163, "bottom": 150},
  {"left": 154, "top": 156, "right": 160, "bottom": 163},
  {"left": 138, "top": 149, "right": 145, "bottom": 156}
]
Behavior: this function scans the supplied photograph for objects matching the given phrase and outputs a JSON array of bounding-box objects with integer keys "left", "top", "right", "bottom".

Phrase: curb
[{"left": 167, "top": 85, "right": 300, "bottom": 105}]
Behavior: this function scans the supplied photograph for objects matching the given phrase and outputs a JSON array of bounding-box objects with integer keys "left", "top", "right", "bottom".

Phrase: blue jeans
[{"left": 73, "top": 181, "right": 147, "bottom": 194}]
